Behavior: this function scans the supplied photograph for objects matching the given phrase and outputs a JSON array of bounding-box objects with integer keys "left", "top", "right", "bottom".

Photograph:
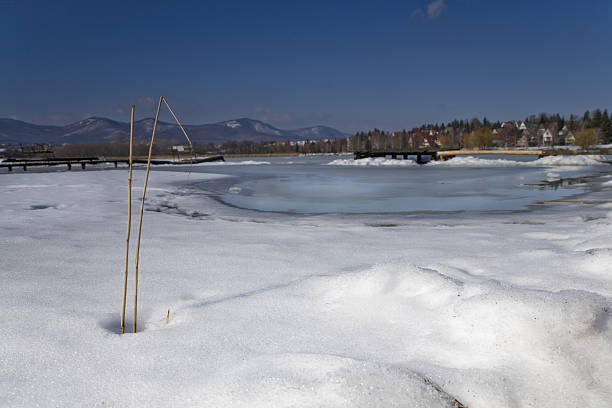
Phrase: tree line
[
  {"left": 350, "top": 108, "right": 612, "bottom": 151},
  {"left": 40, "top": 137, "right": 349, "bottom": 158}
]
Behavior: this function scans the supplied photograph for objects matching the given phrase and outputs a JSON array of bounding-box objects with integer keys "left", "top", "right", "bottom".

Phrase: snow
[
  {"left": 2, "top": 168, "right": 612, "bottom": 407},
  {"left": 254, "top": 122, "right": 281, "bottom": 136},
  {"left": 192, "top": 160, "right": 271, "bottom": 166},
  {"left": 429, "top": 155, "right": 610, "bottom": 167},
  {"left": 224, "top": 120, "right": 241, "bottom": 128},
  {"left": 328, "top": 155, "right": 610, "bottom": 167},
  {"left": 328, "top": 157, "right": 419, "bottom": 166},
  {"left": 533, "top": 155, "right": 609, "bottom": 166}
]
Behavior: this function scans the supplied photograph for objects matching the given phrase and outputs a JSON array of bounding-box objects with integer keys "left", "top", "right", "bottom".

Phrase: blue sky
[{"left": 2, "top": 0, "right": 611, "bottom": 132}]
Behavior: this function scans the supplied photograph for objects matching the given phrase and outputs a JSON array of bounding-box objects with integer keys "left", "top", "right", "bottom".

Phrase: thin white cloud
[
  {"left": 412, "top": 0, "right": 447, "bottom": 21},
  {"left": 426, "top": 0, "right": 446, "bottom": 20},
  {"left": 137, "top": 96, "right": 156, "bottom": 109}
]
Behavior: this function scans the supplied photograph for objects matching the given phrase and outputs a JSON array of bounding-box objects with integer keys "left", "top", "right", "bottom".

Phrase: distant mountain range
[{"left": 0, "top": 117, "right": 350, "bottom": 146}]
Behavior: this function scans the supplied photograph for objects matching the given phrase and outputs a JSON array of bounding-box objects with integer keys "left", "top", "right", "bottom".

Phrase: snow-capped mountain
[{"left": 0, "top": 117, "right": 349, "bottom": 145}]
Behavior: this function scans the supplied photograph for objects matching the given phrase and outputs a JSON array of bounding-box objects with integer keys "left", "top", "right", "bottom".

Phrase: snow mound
[
  {"left": 427, "top": 156, "right": 524, "bottom": 167},
  {"left": 197, "top": 354, "right": 460, "bottom": 407},
  {"left": 314, "top": 263, "right": 612, "bottom": 407},
  {"left": 327, "top": 157, "right": 419, "bottom": 166},
  {"left": 532, "top": 155, "right": 608, "bottom": 166},
  {"left": 579, "top": 248, "right": 612, "bottom": 275},
  {"left": 428, "top": 155, "right": 609, "bottom": 167}
]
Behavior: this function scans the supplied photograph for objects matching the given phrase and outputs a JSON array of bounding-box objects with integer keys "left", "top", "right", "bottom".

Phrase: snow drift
[
  {"left": 328, "top": 155, "right": 609, "bottom": 167},
  {"left": 1, "top": 169, "right": 612, "bottom": 407}
]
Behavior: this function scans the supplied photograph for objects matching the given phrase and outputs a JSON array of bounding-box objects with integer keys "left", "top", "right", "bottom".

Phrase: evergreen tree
[
  {"left": 592, "top": 109, "right": 603, "bottom": 128},
  {"left": 568, "top": 115, "right": 577, "bottom": 132},
  {"left": 602, "top": 110, "right": 612, "bottom": 142}
]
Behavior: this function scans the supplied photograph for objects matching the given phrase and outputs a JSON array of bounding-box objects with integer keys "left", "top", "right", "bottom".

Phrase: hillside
[{"left": 0, "top": 117, "right": 349, "bottom": 145}]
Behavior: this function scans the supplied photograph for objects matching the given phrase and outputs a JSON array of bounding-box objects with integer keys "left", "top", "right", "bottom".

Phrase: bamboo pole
[
  {"left": 120, "top": 105, "right": 135, "bottom": 334},
  {"left": 133, "top": 96, "right": 163, "bottom": 333},
  {"left": 162, "top": 97, "right": 195, "bottom": 164},
  {"left": 161, "top": 97, "right": 194, "bottom": 151}
]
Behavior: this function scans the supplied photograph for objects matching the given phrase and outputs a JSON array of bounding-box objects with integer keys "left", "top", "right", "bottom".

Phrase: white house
[
  {"left": 558, "top": 125, "right": 575, "bottom": 145},
  {"left": 542, "top": 129, "right": 553, "bottom": 145}
]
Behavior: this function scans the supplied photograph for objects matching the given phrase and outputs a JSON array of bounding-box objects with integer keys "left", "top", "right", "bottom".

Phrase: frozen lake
[{"left": 166, "top": 155, "right": 612, "bottom": 214}]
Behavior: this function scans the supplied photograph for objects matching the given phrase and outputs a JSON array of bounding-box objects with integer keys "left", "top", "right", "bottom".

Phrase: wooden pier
[
  {"left": 354, "top": 150, "right": 440, "bottom": 164},
  {"left": 0, "top": 155, "right": 225, "bottom": 172}
]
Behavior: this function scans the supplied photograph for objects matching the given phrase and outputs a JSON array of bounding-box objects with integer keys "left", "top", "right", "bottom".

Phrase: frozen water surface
[{"left": 173, "top": 155, "right": 606, "bottom": 214}]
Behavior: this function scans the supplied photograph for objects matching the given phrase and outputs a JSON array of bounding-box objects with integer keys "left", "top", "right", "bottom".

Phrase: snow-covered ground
[{"left": 2, "top": 168, "right": 612, "bottom": 407}]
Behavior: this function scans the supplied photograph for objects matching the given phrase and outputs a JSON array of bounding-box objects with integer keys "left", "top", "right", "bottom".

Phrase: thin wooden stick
[
  {"left": 165, "top": 309, "right": 170, "bottom": 325},
  {"left": 133, "top": 96, "right": 163, "bottom": 333},
  {"left": 120, "top": 105, "right": 135, "bottom": 334},
  {"left": 162, "top": 97, "right": 196, "bottom": 165},
  {"left": 162, "top": 97, "right": 194, "bottom": 150}
]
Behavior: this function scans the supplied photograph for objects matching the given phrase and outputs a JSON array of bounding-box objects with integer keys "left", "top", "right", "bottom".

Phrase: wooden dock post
[{"left": 81, "top": 162, "right": 86, "bottom": 169}]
